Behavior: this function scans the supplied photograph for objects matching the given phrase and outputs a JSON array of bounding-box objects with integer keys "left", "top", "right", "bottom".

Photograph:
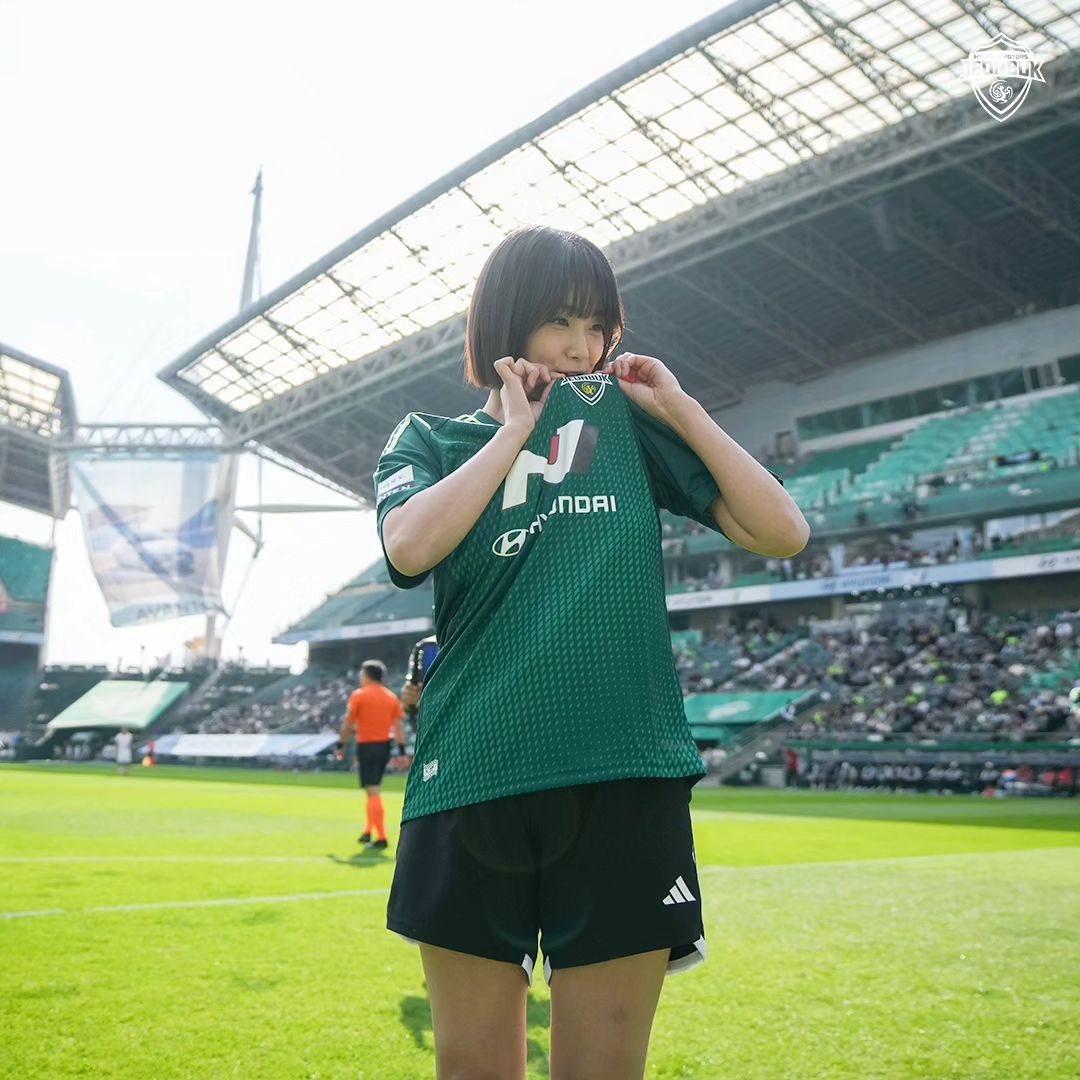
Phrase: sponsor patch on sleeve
[{"left": 376, "top": 464, "right": 416, "bottom": 506}]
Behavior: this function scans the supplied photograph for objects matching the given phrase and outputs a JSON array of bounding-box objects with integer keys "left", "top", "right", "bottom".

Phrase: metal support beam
[
  {"left": 624, "top": 289, "right": 743, "bottom": 400},
  {"left": 54, "top": 425, "right": 228, "bottom": 452},
  {"left": 825, "top": 297, "right": 1009, "bottom": 371},
  {"left": 608, "top": 49, "right": 1080, "bottom": 290},
  {"left": 245, "top": 443, "right": 364, "bottom": 502},
  {"left": 954, "top": 0, "right": 1075, "bottom": 53},
  {"left": 676, "top": 263, "right": 833, "bottom": 374},
  {"left": 217, "top": 315, "right": 467, "bottom": 445},
  {"left": 880, "top": 185, "right": 1053, "bottom": 310},
  {"left": 696, "top": 46, "right": 821, "bottom": 162},
  {"left": 961, "top": 150, "right": 1080, "bottom": 253},
  {"left": 759, "top": 223, "right": 927, "bottom": 343},
  {"left": 795, "top": 1, "right": 920, "bottom": 121}
]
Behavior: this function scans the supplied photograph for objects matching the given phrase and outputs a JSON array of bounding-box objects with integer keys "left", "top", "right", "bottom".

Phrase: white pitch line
[
  {"left": 1, "top": 887, "right": 389, "bottom": 920},
  {"left": 0, "top": 855, "right": 382, "bottom": 864},
  {"left": 3, "top": 846, "right": 1076, "bottom": 922},
  {"left": 4, "top": 846, "right": 1076, "bottom": 871},
  {"left": 697, "top": 844, "right": 1080, "bottom": 876}
]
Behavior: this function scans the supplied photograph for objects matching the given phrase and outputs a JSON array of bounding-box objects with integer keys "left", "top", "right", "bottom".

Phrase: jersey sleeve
[
  {"left": 372, "top": 414, "right": 442, "bottom": 589},
  {"left": 628, "top": 399, "right": 785, "bottom": 540}
]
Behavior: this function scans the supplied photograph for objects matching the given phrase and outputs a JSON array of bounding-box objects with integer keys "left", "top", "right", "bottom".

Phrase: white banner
[
  {"left": 665, "top": 546, "right": 1080, "bottom": 613},
  {"left": 274, "top": 615, "right": 432, "bottom": 645},
  {"left": 146, "top": 733, "right": 339, "bottom": 759},
  {"left": 70, "top": 451, "right": 238, "bottom": 628}
]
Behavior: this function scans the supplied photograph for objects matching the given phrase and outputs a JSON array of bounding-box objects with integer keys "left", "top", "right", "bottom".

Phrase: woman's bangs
[{"left": 559, "top": 246, "right": 622, "bottom": 335}]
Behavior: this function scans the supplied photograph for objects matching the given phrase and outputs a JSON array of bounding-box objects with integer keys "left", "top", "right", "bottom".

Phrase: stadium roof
[
  {"left": 162, "top": 0, "right": 1080, "bottom": 500},
  {"left": 0, "top": 343, "right": 77, "bottom": 517}
]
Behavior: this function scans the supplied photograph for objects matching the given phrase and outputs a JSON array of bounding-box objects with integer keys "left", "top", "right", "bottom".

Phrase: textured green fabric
[{"left": 373, "top": 375, "right": 728, "bottom": 822}]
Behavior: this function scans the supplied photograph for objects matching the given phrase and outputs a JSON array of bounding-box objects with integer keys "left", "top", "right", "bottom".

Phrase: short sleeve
[
  {"left": 372, "top": 413, "right": 442, "bottom": 589},
  {"left": 627, "top": 399, "right": 784, "bottom": 539}
]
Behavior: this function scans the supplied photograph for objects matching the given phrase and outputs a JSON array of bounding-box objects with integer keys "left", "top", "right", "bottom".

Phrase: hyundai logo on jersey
[{"left": 492, "top": 529, "right": 528, "bottom": 557}]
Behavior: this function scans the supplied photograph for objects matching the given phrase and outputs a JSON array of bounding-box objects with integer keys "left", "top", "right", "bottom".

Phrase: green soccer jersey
[{"left": 373, "top": 373, "right": 776, "bottom": 823}]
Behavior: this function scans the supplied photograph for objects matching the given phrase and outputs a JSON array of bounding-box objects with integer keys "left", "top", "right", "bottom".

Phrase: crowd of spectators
[
  {"left": 780, "top": 608, "right": 1079, "bottom": 740},
  {"left": 178, "top": 663, "right": 291, "bottom": 732},
  {"left": 183, "top": 606, "right": 1080, "bottom": 750},
  {"left": 194, "top": 668, "right": 406, "bottom": 736},
  {"left": 196, "top": 699, "right": 277, "bottom": 735},
  {"left": 672, "top": 616, "right": 799, "bottom": 694}
]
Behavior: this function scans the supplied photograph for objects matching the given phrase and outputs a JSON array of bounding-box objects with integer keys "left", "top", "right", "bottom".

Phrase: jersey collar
[{"left": 473, "top": 408, "right": 502, "bottom": 427}]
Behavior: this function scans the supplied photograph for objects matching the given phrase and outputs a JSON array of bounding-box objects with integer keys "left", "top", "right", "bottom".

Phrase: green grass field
[{"left": 2, "top": 764, "right": 1078, "bottom": 1079}]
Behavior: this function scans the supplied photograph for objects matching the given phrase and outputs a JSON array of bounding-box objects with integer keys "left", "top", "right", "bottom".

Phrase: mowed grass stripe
[
  {"left": 2, "top": 846, "right": 1078, "bottom": 1079},
  {"left": 3, "top": 846, "right": 1078, "bottom": 921},
  {"left": 2, "top": 767, "right": 1078, "bottom": 1079}
]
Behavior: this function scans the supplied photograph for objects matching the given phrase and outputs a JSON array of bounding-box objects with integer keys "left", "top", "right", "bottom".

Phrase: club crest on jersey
[{"left": 563, "top": 373, "right": 609, "bottom": 406}]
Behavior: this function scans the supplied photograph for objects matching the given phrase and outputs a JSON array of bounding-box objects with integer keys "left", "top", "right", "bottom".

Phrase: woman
[{"left": 373, "top": 225, "right": 807, "bottom": 1078}]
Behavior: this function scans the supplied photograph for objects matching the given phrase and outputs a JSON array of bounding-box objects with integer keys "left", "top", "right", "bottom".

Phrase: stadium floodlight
[{"left": 160, "top": 0, "right": 1080, "bottom": 419}]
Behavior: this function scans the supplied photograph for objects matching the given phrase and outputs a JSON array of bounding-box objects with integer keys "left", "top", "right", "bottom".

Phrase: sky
[{"left": 0, "top": 0, "right": 728, "bottom": 671}]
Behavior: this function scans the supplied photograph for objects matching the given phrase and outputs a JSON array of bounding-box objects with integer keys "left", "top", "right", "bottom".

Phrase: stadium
[{"left": 3, "top": 2, "right": 1080, "bottom": 1077}]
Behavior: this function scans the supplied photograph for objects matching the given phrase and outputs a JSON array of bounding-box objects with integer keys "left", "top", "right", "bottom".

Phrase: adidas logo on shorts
[{"left": 662, "top": 876, "right": 697, "bottom": 906}]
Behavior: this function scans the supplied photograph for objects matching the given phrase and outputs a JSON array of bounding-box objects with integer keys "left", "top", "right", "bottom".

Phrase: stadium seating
[
  {"left": 0, "top": 659, "right": 40, "bottom": 726},
  {"left": 188, "top": 662, "right": 411, "bottom": 736},
  {"left": 0, "top": 537, "right": 52, "bottom": 603},
  {"left": 0, "top": 608, "right": 45, "bottom": 634}
]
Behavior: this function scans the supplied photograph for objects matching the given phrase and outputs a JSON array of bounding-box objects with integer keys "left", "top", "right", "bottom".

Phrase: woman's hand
[
  {"left": 601, "top": 352, "right": 687, "bottom": 427},
  {"left": 493, "top": 357, "right": 564, "bottom": 436}
]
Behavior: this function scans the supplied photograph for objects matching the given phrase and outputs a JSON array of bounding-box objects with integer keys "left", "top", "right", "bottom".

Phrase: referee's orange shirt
[{"left": 347, "top": 684, "right": 405, "bottom": 744}]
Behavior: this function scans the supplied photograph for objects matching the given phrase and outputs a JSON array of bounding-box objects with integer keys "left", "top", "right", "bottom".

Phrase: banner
[
  {"left": 666, "top": 545, "right": 1080, "bottom": 612},
  {"left": 70, "top": 451, "right": 239, "bottom": 627},
  {"left": 796, "top": 747, "right": 1079, "bottom": 795},
  {"left": 144, "top": 732, "right": 339, "bottom": 760}
]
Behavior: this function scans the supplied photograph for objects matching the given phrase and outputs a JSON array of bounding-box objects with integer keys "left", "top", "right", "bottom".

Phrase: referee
[{"left": 338, "top": 660, "right": 406, "bottom": 850}]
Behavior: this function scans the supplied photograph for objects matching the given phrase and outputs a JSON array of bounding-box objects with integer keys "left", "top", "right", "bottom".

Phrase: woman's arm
[{"left": 382, "top": 421, "right": 531, "bottom": 578}]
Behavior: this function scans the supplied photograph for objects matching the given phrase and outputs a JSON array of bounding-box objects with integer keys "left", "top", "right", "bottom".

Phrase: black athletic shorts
[
  {"left": 386, "top": 776, "right": 706, "bottom": 987},
  {"left": 357, "top": 740, "right": 392, "bottom": 787}
]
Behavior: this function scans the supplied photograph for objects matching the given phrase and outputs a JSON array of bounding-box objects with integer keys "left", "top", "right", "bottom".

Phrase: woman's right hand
[{"left": 493, "top": 357, "right": 563, "bottom": 437}]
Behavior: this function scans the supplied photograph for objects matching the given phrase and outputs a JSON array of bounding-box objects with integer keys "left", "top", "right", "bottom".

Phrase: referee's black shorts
[
  {"left": 386, "top": 776, "right": 706, "bottom": 987},
  {"left": 356, "top": 740, "right": 392, "bottom": 787}
]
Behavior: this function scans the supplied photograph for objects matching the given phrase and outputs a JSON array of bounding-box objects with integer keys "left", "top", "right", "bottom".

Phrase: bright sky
[{"left": 0, "top": 0, "right": 727, "bottom": 671}]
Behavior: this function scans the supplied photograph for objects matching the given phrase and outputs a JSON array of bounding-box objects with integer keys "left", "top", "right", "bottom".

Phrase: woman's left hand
[{"left": 600, "top": 352, "right": 686, "bottom": 427}]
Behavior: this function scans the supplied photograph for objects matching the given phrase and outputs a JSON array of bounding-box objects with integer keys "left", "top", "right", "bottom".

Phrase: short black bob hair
[{"left": 464, "top": 226, "right": 625, "bottom": 390}]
